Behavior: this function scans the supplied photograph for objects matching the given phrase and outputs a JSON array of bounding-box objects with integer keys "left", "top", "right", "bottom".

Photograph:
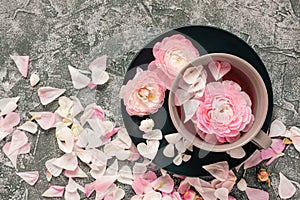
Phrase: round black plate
[{"left": 121, "top": 25, "right": 273, "bottom": 177}]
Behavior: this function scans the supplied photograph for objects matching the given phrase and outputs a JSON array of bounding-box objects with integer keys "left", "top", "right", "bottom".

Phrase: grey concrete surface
[{"left": 0, "top": 0, "right": 299, "bottom": 199}]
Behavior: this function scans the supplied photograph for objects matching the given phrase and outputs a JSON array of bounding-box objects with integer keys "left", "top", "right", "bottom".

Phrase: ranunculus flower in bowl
[
  {"left": 192, "top": 80, "right": 254, "bottom": 144},
  {"left": 148, "top": 34, "right": 200, "bottom": 89},
  {"left": 120, "top": 68, "right": 166, "bottom": 117}
]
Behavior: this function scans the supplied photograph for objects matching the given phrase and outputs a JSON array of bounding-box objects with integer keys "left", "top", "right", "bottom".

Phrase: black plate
[{"left": 121, "top": 25, "right": 273, "bottom": 177}]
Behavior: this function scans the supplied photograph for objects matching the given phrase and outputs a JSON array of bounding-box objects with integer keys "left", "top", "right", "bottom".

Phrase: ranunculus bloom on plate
[
  {"left": 148, "top": 34, "right": 200, "bottom": 89},
  {"left": 120, "top": 68, "right": 166, "bottom": 117},
  {"left": 192, "top": 80, "right": 254, "bottom": 144}
]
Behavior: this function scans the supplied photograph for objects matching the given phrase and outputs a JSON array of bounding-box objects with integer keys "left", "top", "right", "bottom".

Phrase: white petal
[
  {"left": 56, "top": 126, "right": 74, "bottom": 153},
  {"left": 52, "top": 153, "right": 78, "bottom": 171},
  {"left": 226, "top": 147, "right": 246, "bottom": 159},
  {"left": 119, "top": 165, "right": 134, "bottom": 184},
  {"left": 92, "top": 69, "right": 109, "bottom": 85},
  {"left": 269, "top": 119, "right": 287, "bottom": 138},
  {"left": 16, "top": 171, "right": 39, "bottom": 186},
  {"left": 137, "top": 140, "right": 159, "bottom": 160},
  {"left": 117, "top": 128, "right": 132, "bottom": 148},
  {"left": 174, "top": 88, "right": 193, "bottom": 106},
  {"left": 237, "top": 178, "right": 247, "bottom": 191},
  {"left": 116, "top": 150, "right": 131, "bottom": 161},
  {"left": 163, "top": 144, "right": 175, "bottom": 158},
  {"left": 105, "top": 159, "right": 118, "bottom": 176},
  {"left": 279, "top": 172, "right": 296, "bottom": 199},
  {"left": 173, "top": 154, "right": 183, "bottom": 166},
  {"left": 10, "top": 55, "right": 29, "bottom": 77},
  {"left": 30, "top": 73, "right": 40, "bottom": 86},
  {"left": 183, "top": 99, "right": 200, "bottom": 123},
  {"left": 70, "top": 96, "right": 84, "bottom": 117},
  {"left": 17, "top": 121, "right": 38, "bottom": 134},
  {"left": 0, "top": 97, "right": 19, "bottom": 116},
  {"left": 9, "top": 130, "right": 28, "bottom": 155},
  {"left": 182, "top": 154, "right": 192, "bottom": 162},
  {"left": 143, "top": 129, "right": 163, "bottom": 140},
  {"left": 144, "top": 190, "right": 162, "bottom": 200},
  {"left": 175, "top": 139, "right": 187, "bottom": 153},
  {"left": 187, "top": 76, "right": 206, "bottom": 94},
  {"left": 45, "top": 158, "right": 63, "bottom": 177},
  {"left": 38, "top": 87, "right": 65, "bottom": 105},
  {"left": 165, "top": 133, "right": 182, "bottom": 144},
  {"left": 139, "top": 118, "right": 155, "bottom": 133},
  {"left": 64, "top": 166, "right": 88, "bottom": 178},
  {"left": 89, "top": 55, "right": 107, "bottom": 71},
  {"left": 133, "top": 162, "right": 148, "bottom": 177},
  {"left": 68, "top": 65, "right": 91, "bottom": 89}
]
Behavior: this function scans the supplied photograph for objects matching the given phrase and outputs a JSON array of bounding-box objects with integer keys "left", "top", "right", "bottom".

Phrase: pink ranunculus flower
[
  {"left": 148, "top": 34, "right": 200, "bottom": 89},
  {"left": 120, "top": 68, "right": 166, "bottom": 117},
  {"left": 192, "top": 80, "right": 254, "bottom": 144}
]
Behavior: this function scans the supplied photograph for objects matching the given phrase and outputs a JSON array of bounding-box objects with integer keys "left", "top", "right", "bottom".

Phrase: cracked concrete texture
[{"left": 0, "top": 0, "right": 299, "bottom": 199}]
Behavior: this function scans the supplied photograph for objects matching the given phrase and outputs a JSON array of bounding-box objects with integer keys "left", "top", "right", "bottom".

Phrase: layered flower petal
[
  {"left": 208, "top": 61, "right": 231, "bottom": 81},
  {"left": 17, "top": 121, "right": 38, "bottom": 134},
  {"left": 0, "top": 97, "right": 19, "bottom": 116},
  {"left": 52, "top": 153, "right": 78, "bottom": 171}
]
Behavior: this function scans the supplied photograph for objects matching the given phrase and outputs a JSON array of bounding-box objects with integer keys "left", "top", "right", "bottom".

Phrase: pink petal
[
  {"left": 133, "top": 161, "right": 148, "bottom": 177},
  {"left": 10, "top": 55, "right": 29, "bottom": 77},
  {"left": 183, "top": 65, "right": 204, "bottom": 84},
  {"left": 151, "top": 174, "right": 174, "bottom": 193},
  {"left": 29, "top": 112, "right": 55, "bottom": 130},
  {"left": 0, "top": 97, "right": 20, "bottom": 116},
  {"left": 187, "top": 177, "right": 216, "bottom": 200},
  {"left": 208, "top": 61, "right": 231, "bottom": 81},
  {"left": 16, "top": 171, "right": 39, "bottom": 186},
  {"left": 64, "top": 166, "right": 88, "bottom": 178},
  {"left": 85, "top": 181, "right": 96, "bottom": 197},
  {"left": 3, "top": 142, "right": 30, "bottom": 168},
  {"left": 177, "top": 178, "right": 191, "bottom": 194},
  {"left": 270, "top": 139, "right": 286, "bottom": 154},
  {"left": 132, "top": 176, "right": 152, "bottom": 195},
  {"left": 68, "top": 65, "right": 91, "bottom": 89},
  {"left": 37, "top": 86, "right": 65, "bottom": 105},
  {"left": 105, "top": 125, "right": 120, "bottom": 139},
  {"left": 226, "top": 147, "right": 246, "bottom": 159},
  {"left": 45, "top": 158, "right": 63, "bottom": 177},
  {"left": 94, "top": 176, "right": 117, "bottom": 193},
  {"left": 269, "top": 119, "right": 286, "bottom": 138},
  {"left": 202, "top": 161, "right": 229, "bottom": 181},
  {"left": 245, "top": 187, "right": 269, "bottom": 200},
  {"left": 237, "top": 178, "right": 247, "bottom": 191},
  {"left": 1, "top": 112, "right": 21, "bottom": 132},
  {"left": 243, "top": 150, "right": 263, "bottom": 169},
  {"left": 70, "top": 96, "right": 84, "bottom": 117},
  {"left": 104, "top": 187, "right": 125, "bottom": 200},
  {"left": 52, "top": 153, "right": 78, "bottom": 171},
  {"left": 89, "top": 55, "right": 107, "bottom": 71},
  {"left": 17, "top": 121, "right": 38, "bottom": 134},
  {"left": 42, "top": 186, "right": 65, "bottom": 197},
  {"left": 8, "top": 130, "right": 28, "bottom": 155},
  {"left": 279, "top": 172, "right": 296, "bottom": 199},
  {"left": 88, "top": 82, "right": 97, "bottom": 89},
  {"left": 290, "top": 126, "right": 300, "bottom": 152}
]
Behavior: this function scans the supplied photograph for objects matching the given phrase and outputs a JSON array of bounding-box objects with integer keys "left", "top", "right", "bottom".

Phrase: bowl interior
[{"left": 169, "top": 53, "right": 269, "bottom": 152}]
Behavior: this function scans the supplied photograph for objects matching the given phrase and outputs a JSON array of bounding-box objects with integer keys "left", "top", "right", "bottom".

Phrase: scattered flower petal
[
  {"left": 0, "top": 97, "right": 20, "bottom": 116},
  {"left": 68, "top": 65, "right": 91, "bottom": 89},
  {"left": 52, "top": 153, "right": 78, "bottom": 171},
  {"left": 10, "top": 55, "right": 29, "bottom": 77},
  {"left": 137, "top": 140, "right": 159, "bottom": 160},
  {"left": 30, "top": 73, "right": 40, "bottom": 86},
  {"left": 226, "top": 147, "right": 246, "bottom": 159},
  {"left": 37, "top": 86, "right": 65, "bottom": 105},
  {"left": 29, "top": 112, "right": 55, "bottom": 130},
  {"left": 269, "top": 119, "right": 286, "bottom": 138},
  {"left": 17, "top": 121, "right": 38, "bottom": 134},
  {"left": 139, "top": 118, "right": 155, "bottom": 133},
  {"left": 279, "top": 172, "right": 296, "bottom": 199},
  {"left": 16, "top": 171, "right": 39, "bottom": 186},
  {"left": 237, "top": 178, "right": 247, "bottom": 191},
  {"left": 245, "top": 187, "right": 269, "bottom": 200},
  {"left": 163, "top": 144, "right": 175, "bottom": 158},
  {"left": 64, "top": 166, "right": 88, "bottom": 178},
  {"left": 143, "top": 129, "right": 163, "bottom": 140},
  {"left": 203, "top": 161, "right": 229, "bottom": 181},
  {"left": 243, "top": 150, "right": 263, "bottom": 169},
  {"left": 214, "top": 187, "right": 229, "bottom": 200},
  {"left": 151, "top": 174, "right": 174, "bottom": 193},
  {"left": 42, "top": 186, "right": 65, "bottom": 197},
  {"left": 183, "top": 99, "right": 200, "bottom": 123},
  {"left": 0, "top": 112, "right": 21, "bottom": 140},
  {"left": 165, "top": 133, "right": 182, "bottom": 144},
  {"left": 45, "top": 158, "right": 63, "bottom": 177}
]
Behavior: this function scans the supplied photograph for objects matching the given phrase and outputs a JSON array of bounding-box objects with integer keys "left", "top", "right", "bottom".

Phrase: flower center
[
  {"left": 211, "top": 97, "right": 233, "bottom": 123},
  {"left": 137, "top": 87, "right": 155, "bottom": 102}
]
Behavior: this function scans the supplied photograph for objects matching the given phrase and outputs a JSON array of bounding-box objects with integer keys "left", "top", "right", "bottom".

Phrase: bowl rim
[{"left": 168, "top": 53, "right": 269, "bottom": 152}]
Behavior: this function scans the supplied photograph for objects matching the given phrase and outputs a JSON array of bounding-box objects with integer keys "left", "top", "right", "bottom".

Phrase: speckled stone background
[{"left": 0, "top": 0, "right": 299, "bottom": 199}]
